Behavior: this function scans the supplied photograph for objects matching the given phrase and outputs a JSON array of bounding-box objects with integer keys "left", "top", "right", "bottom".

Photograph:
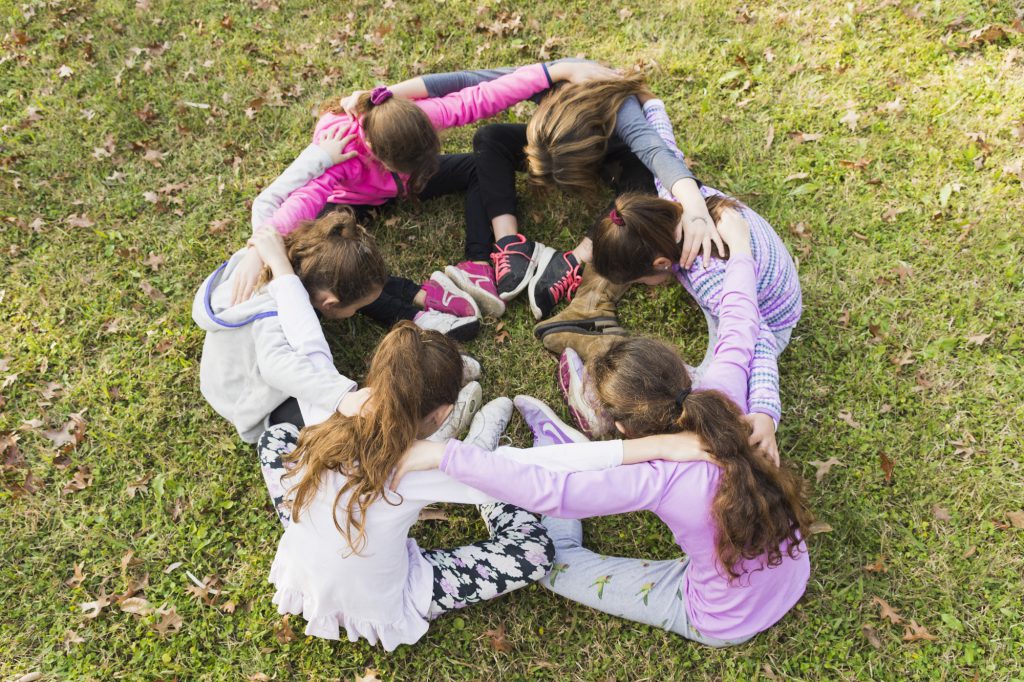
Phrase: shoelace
[
  {"left": 489, "top": 240, "right": 534, "bottom": 281},
  {"left": 548, "top": 259, "right": 582, "bottom": 304}
]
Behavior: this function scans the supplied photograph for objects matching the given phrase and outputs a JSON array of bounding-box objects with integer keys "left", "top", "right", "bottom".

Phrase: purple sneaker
[
  {"left": 421, "top": 272, "right": 480, "bottom": 319},
  {"left": 558, "top": 348, "right": 615, "bottom": 439},
  {"left": 512, "top": 395, "right": 587, "bottom": 447},
  {"left": 445, "top": 261, "right": 506, "bottom": 318}
]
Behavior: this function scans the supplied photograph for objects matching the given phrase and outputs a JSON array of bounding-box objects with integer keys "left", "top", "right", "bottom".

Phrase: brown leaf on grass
[
  {"left": 838, "top": 410, "right": 861, "bottom": 428},
  {"left": 764, "top": 124, "right": 775, "bottom": 151},
  {"left": 879, "top": 452, "right": 895, "bottom": 484},
  {"left": 1007, "top": 511, "right": 1024, "bottom": 528},
  {"left": 40, "top": 381, "right": 63, "bottom": 400},
  {"left": 140, "top": 280, "right": 167, "bottom": 302},
  {"left": 961, "top": 545, "right": 977, "bottom": 559},
  {"left": 126, "top": 472, "right": 153, "bottom": 497},
  {"left": 57, "top": 64, "right": 74, "bottom": 79},
  {"left": 932, "top": 505, "right": 952, "bottom": 522},
  {"left": 862, "top": 623, "right": 882, "bottom": 649},
  {"left": 1, "top": 433, "right": 25, "bottom": 469},
  {"left": 143, "top": 191, "right": 160, "bottom": 204},
  {"left": 494, "top": 330, "right": 510, "bottom": 345},
  {"left": 353, "top": 669, "right": 382, "bottom": 682},
  {"left": 65, "top": 562, "right": 86, "bottom": 588},
  {"left": 964, "top": 332, "right": 991, "bottom": 346},
  {"left": 274, "top": 614, "right": 296, "bottom": 643},
  {"left": 135, "top": 102, "right": 158, "bottom": 123},
  {"left": 876, "top": 97, "right": 905, "bottom": 115},
  {"left": 789, "top": 222, "right": 811, "bottom": 240},
  {"left": 119, "top": 597, "right": 153, "bottom": 615},
  {"left": 809, "top": 457, "right": 844, "bottom": 483},
  {"left": 142, "top": 148, "right": 165, "bottom": 167},
  {"left": 960, "top": 24, "right": 1008, "bottom": 48},
  {"left": 837, "top": 309, "right": 850, "bottom": 327},
  {"left": 3, "top": 373, "right": 19, "bottom": 390},
  {"left": 788, "top": 131, "right": 823, "bottom": 143},
  {"left": 62, "top": 465, "right": 93, "bottom": 494},
  {"left": 890, "top": 350, "right": 914, "bottom": 367},
  {"left": 418, "top": 507, "right": 449, "bottom": 522},
  {"left": 120, "top": 550, "right": 141, "bottom": 578},
  {"left": 63, "top": 629, "right": 85, "bottom": 652},
  {"left": 153, "top": 605, "right": 183, "bottom": 636},
  {"left": 15, "top": 673, "right": 43, "bottom": 682},
  {"left": 840, "top": 157, "right": 872, "bottom": 171},
  {"left": 881, "top": 206, "right": 902, "bottom": 222},
  {"left": 44, "top": 413, "right": 87, "bottom": 450},
  {"left": 220, "top": 600, "right": 237, "bottom": 614},
  {"left": 891, "top": 263, "right": 913, "bottom": 284},
  {"left": 784, "top": 172, "right": 810, "bottom": 182},
  {"left": 247, "top": 675, "right": 270, "bottom": 682},
  {"left": 902, "top": 620, "right": 938, "bottom": 642},
  {"left": 839, "top": 109, "right": 860, "bottom": 132},
  {"left": 65, "top": 214, "right": 95, "bottom": 229},
  {"left": 208, "top": 218, "right": 232, "bottom": 234},
  {"left": 872, "top": 596, "right": 903, "bottom": 625},
  {"left": 485, "top": 623, "right": 514, "bottom": 652},
  {"left": 863, "top": 556, "right": 887, "bottom": 573},
  {"left": 80, "top": 589, "right": 112, "bottom": 619},
  {"left": 52, "top": 452, "right": 72, "bottom": 469},
  {"left": 808, "top": 521, "right": 833, "bottom": 535}
]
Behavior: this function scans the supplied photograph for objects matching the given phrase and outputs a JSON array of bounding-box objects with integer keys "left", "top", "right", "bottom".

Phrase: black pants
[
  {"left": 320, "top": 153, "right": 491, "bottom": 261},
  {"left": 470, "top": 123, "right": 657, "bottom": 246}
]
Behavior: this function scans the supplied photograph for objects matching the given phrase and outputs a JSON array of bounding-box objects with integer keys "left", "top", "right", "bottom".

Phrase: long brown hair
[
  {"left": 320, "top": 93, "right": 440, "bottom": 195},
  {"left": 525, "top": 74, "right": 652, "bottom": 196},
  {"left": 256, "top": 208, "right": 388, "bottom": 305},
  {"left": 590, "top": 192, "right": 742, "bottom": 284},
  {"left": 590, "top": 337, "right": 813, "bottom": 581},
  {"left": 284, "top": 321, "right": 462, "bottom": 553}
]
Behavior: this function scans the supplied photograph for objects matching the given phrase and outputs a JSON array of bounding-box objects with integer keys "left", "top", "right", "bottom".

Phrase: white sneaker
[
  {"left": 461, "top": 354, "right": 481, "bottom": 384},
  {"left": 464, "top": 397, "right": 513, "bottom": 451},
  {"left": 413, "top": 310, "right": 480, "bottom": 342},
  {"left": 427, "top": 381, "right": 482, "bottom": 442}
]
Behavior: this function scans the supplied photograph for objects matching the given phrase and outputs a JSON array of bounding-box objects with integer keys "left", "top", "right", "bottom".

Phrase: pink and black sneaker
[
  {"left": 490, "top": 234, "right": 540, "bottom": 302},
  {"left": 445, "top": 261, "right": 506, "bottom": 318},
  {"left": 557, "top": 347, "right": 614, "bottom": 439},
  {"left": 421, "top": 272, "right": 480, "bottom": 319},
  {"left": 528, "top": 247, "right": 583, "bottom": 320}
]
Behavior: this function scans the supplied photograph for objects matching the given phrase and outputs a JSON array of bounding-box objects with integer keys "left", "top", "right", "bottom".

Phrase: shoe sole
[
  {"left": 445, "top": 266, "right": 506, "bottom": 318},
  {"left": 430, "top": 271, "right": 481, "bottom": 319},
  {"left": 450, "top": 382, "right": 484, "bottom": 438},
  {"left": 512, "top": 395, "right": 587, "bottom": 445},
  {"left": 444, "top": 318, "right": 480, "bottom": 343},
  {"left": 498, "top": 240, "right": 542, "bottom": 303},
  {"left": 527, "top": 245, "right": 559, "bottom": 320},
  {"left": 465, "top": 397, "right": 514, "bottom": 449},
  {"left": 534, "top": 317, "right": 623, "bottom": 340}
]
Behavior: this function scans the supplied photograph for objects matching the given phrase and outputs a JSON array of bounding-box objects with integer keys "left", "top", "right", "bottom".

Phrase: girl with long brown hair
[
  {"left": 250, "top": 231, "right": 710, "bottom": 649},
  {"left": 396, "top": 213, "right": 813, "bottom": 646}
]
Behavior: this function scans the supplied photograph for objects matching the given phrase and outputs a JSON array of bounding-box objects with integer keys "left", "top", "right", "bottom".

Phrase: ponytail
[
  {"left": 591, "top": 337, "right": 813, "bottom": 581},
  {"left": 284, "top": 321, "right": 462, "bottom": 554}
]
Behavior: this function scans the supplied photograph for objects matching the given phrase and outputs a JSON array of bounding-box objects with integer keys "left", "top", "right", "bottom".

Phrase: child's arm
[
  {"left": 620, "top": 97, "right": 693, "bottom": 200},
  {"left": 748, "top": 324, "right": 782, "bottom": 424}
]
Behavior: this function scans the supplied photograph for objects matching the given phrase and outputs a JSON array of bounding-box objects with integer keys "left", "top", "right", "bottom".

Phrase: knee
[
  {"left": 472, "top": 124, "right": 501, "bottom": 152},
  {"left": 257, "top": 423, "right": 298, "bottom": 456}
]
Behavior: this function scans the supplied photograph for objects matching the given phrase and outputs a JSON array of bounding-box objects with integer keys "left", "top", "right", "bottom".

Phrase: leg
[
  {"left": 421, "top": 502, "right": 555, "bottom": 618},
  {"left": 256, "top": 423, "right": 299, "bottom": 527},
  {"left": 602, "top": 135, "right": 658, "bottom": 196},
  {"left": 539, "top": 517, "right": 744, "bottom": 646},
  {"left": 268, "top": 397, "right": 305, "bottom": 429},
  {"left": 357, "top": 276, "right": 422, "bottom": 327},
  {"left": 417, "top": 153, "right": 475, "bottom": 202}
]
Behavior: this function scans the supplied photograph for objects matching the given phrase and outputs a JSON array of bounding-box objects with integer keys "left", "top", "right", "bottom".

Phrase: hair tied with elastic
[
  {"left": 369, "top": 86, "right": 393, "bottom": 105},
  {"left": 675, "top": 388, "right": 691, "bottom": 410},
  {"left": 608, "top": 208, "right": 625, "bottom": 226}
]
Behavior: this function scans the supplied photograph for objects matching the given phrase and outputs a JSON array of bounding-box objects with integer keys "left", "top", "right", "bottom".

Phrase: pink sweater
[{"left": 267, "top": 63, "right": 552, "bottom": 233}]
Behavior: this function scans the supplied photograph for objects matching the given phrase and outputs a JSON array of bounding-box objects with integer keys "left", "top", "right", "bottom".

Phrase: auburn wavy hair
[
  {"left": 283, "top": 321, "right": 463, "bottom": 554},
  {"left": 590, "top": 192, "right": 742, "bottom": 284},
  {"left": 525, "top": 74, "right": 652, "bottom": 196},
  {"left": 590, "top": 337, "right": 813, "bottom": 581}
]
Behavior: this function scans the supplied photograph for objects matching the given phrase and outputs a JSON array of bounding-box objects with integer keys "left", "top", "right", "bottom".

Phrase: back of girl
[{"left": 191, "top": 209, "right": 387, "bottom": 442}]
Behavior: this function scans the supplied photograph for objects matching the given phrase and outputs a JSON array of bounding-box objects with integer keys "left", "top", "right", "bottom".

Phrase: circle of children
[{"left": 193, "top": 59, "right": 811, "bottom": 651}]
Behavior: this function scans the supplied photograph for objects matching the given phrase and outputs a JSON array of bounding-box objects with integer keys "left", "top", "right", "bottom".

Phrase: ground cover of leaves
[{"left": 1, "top": 0, "right": 1022, "bottom": 680}]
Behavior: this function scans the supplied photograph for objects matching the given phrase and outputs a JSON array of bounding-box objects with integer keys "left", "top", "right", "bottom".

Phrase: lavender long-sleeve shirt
[{"left": 438, "top": 254, "right": 810, "bottom": 641}]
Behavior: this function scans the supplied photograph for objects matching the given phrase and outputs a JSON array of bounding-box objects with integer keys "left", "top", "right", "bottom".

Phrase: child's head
[
  {"left": 590, "top": 337, "right": 813, "bottom": 580},
  {"left": 525, "top": 74, "right": 651, "bottom": 196},
  {"left": 285, "top": 321, "right": 462, "bottom": 553},
  {"left": 355, "top": 87, "right": 440, "bottom": 194},
  {"left": 591, "top": 193, "right": 742, "bottom": 285},
  {"left": 279, "top": 209, "right": 388, "bottom": 319}
]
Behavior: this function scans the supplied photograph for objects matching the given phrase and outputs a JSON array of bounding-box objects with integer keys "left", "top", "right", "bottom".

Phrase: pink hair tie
[
  {"left": 608, "top": 208, "right": 625, "bottom": 226},
  {"left": 369, "top": 86, "right": 393, "bottom": 105}
]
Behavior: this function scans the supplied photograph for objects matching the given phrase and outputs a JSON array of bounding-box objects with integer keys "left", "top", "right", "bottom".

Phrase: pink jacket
[{"left": 267, "top": 63, "right": 553, "bottom": 233}]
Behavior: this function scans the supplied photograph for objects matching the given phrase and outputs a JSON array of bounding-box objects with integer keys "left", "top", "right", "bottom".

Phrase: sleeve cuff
[
  {"left": 439, "top": 438, "right": 462, "bottom": 471},
  {"left": 642, "top": 98, "right": 666, "bottom": 112},
  {"left": 540, "top": 62, "right": 553, "bottom": 87}
]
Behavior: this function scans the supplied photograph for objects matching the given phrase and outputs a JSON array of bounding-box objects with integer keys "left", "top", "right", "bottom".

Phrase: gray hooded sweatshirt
[{"left": 192, "top": 248, "right": 356, "bottom": 442}]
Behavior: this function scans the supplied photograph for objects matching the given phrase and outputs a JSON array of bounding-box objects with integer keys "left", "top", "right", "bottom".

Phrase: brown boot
[
  {"left": 534, "top": 267, "right": 630, "bottom": 339},
  {"left": 541, "top": 326, "right": 627, "bottom": 364}
]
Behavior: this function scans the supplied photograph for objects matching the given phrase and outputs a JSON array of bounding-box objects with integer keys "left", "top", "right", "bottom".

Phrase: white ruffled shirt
[{"left": 265, "top": 275, "right": 624, "bottom": 650}]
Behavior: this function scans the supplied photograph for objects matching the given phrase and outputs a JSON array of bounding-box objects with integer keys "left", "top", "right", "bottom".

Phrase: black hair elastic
[{"left": 674, "top": 388, "right": 691, "bottom": 410}]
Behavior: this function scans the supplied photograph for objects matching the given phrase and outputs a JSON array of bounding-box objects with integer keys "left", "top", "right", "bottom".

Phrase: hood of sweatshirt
[{"left": 192, "top": 248, "right": 280, "bottom": 333}]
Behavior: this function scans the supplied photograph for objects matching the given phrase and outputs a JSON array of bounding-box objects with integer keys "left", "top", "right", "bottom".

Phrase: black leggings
[{"left": 470, "top": 123, "right": 658, "bottom": 246}]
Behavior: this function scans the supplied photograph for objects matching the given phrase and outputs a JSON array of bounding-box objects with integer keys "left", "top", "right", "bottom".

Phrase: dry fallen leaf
[
  {"left": 274, "top": 614, "right": 296, "bottom": 643},
  {"left": 862, "top": 623, "right": 882, "bottom": 649},
  {"left": 153, "top": 605, "right": 184, "bottom": 636},
  {"left": 126, "top": 472, "right": 154, "bottom": 497},
  {"left": 932, "top": 505, "right": 952, "bottom": 522},
  {"left": 838, "top": 410, "right": 861, "bottom": 428},
  {"left": 353, "top": 668, "right": 382, "bottom": 682},
  {"left": 808, "top": 521, "right": 833, "bottom": 535},
  {"left": 62, "top": 465, "right": 94, "bottom": 494},
  {"left": 63, "top": 629, "right": 86, "bottom": 652},
  {"left": 164, "top": 561, "right": 184, "bottom": 574},
  {"left": 966, "top": 333, "right": 991, "bottom": 346},
  {"left": 143, "top": 252, "right": 165, "bottom": 272},
  {"left": 872, "top": 596, "right": 903, "bottom": 625},
  {"left": 809, "top": 457, "right": 844, "bottom": 483},
  {"left": 418, "top": 507, "right": 449, "bottom": 522},
  {"left": 961, "top": 545, "right": 977, "bottom": 559},
  {"left": 902, "top": 620, "right": 938, "bottom": 642},
  {"left": 80, "top": 589, "right": 112, "bottom": 619},
  {"left": 65, "top": 562, "right": 86, "bottom": 588},
  {"left": 1007, "top": 511, "right": 1024, "bottom": 528},
  {"left": 15, "top": 674, "right": 43, "bottom": 682},
  {"left": 863, "top": 556, "right": 887, "bottom": 573},
  {"left": 119, "top": 597, "right": 153, "bottom": 616},
  {"left": 485, "top": 623, "right": 514, "bottom": 652},
  {"left": 220, "top": 600, "right": 237, "bottom": 614},
  {"left": 208, "top": 218, "right": 232, "bottom": 234},
  {"left": 879, "top": 452, "right": 895, "bottom": 484},
  {"left": 764, "top": 124, "right": 775, "bottom": 151},
  {"left": 43, "top": 413, "right": 87, "bottom": 450},
  {"left": 839, "top": 108, "right": 860, "bottom": 132},
  {"left": 140, "top": 280, "right": 167, "bottom": 302},
  {"left": 788, "top": 131, "right": 823, "bottom": 144}
]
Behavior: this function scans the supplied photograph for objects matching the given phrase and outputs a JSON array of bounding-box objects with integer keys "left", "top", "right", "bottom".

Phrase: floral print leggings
[{"left": 257, "top": 423, "right": 555, "bottom": 618}]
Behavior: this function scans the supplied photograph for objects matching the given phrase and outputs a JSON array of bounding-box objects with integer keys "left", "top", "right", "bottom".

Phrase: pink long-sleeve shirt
[
  {"left": 266, "top": 63, "right": 553, "bottom": 233},
  {"left": 438, "top": 254, "right": 810, "bottom": 641}
]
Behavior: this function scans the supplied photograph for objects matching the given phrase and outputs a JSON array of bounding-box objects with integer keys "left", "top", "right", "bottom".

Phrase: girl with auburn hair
[
  {"left": 250, "top": 231, "right": 710, "bottom": 650},
  {"left": 396, "top": 212, "right": 813, "bottom": 646},
  {"left": 232, "top": 60, "right": 618, "bottom": 324},
  {"left": 577, "top": 97, "right": 802, "bottom": 463},
  {"left": 192, "top": 211, "right": 388, "bottom": 443}
]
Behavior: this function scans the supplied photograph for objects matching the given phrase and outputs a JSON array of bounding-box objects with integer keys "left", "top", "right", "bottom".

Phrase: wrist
[
  {"left": 671, "top": 177, "right": 701, "bottom": 200},
  {"left": 547, "top": 61, "right": 568, "bottom": 83}
]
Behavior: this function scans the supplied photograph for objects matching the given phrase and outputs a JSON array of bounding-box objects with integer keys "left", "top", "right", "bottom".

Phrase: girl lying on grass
[
  {"left": 246, "top": 229, "right": 709, "bottom": 650},
  {"left": 232, "top": 60, "right": 616, "bottom": 321},
  {"left": 561, "top": 98, "right": 801, "bottom": 463},
  {"left": 396, "top": 212, "right": 812, "bottom": 646}
]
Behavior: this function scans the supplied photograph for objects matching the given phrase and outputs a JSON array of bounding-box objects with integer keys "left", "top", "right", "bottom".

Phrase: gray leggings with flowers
[{"left": 257, "top": 423, "right": 555, "bottom": 618}]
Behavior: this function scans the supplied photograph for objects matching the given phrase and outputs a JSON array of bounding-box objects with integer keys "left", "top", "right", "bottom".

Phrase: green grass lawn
[{"left": 2, "top": 0, "right": 1023, "bottom": 679}]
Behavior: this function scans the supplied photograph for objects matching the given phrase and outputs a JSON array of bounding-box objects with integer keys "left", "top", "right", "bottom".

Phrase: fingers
[
  {"left": 680, "top": 231, "right": 698, "bottom": 269},
  {"left": 700, "top": 235, "right": 712, "bottom": 269},
  {"left": 711, "top": 227, "right": 726, "bottom": 260}
]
